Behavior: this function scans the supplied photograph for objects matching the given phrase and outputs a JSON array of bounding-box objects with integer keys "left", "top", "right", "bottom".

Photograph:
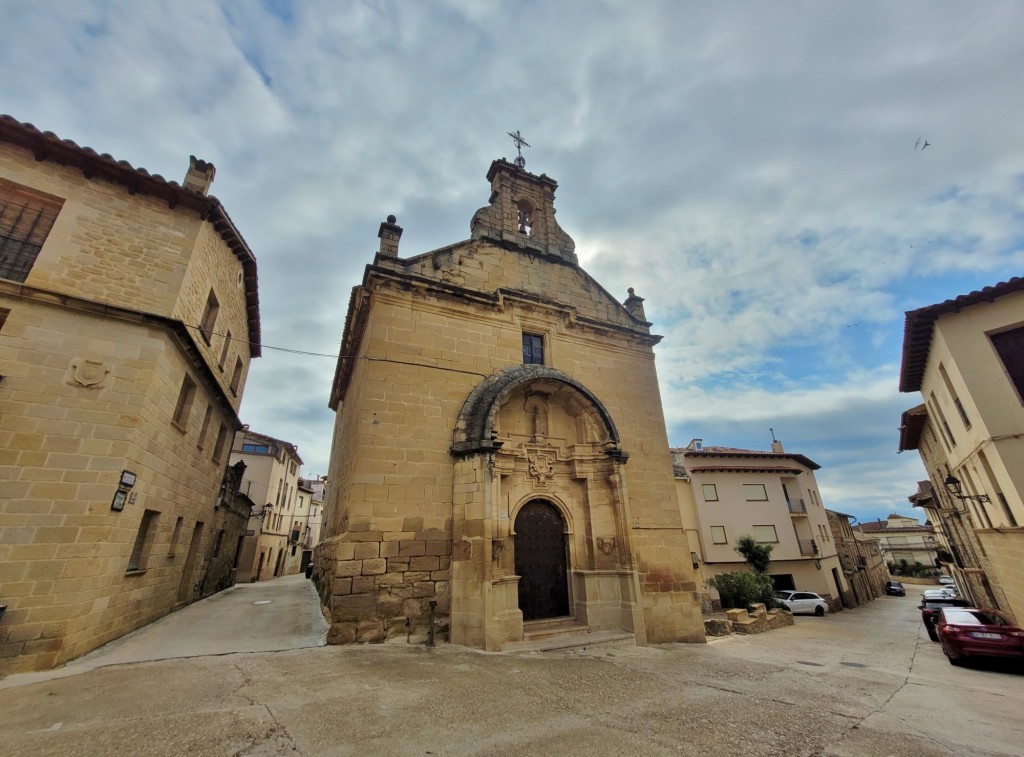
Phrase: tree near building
[{"left": 708, "top": 535, "right": 778, "bottom": 610}]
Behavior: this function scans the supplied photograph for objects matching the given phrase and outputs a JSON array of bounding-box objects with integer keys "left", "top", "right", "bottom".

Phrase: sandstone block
[
  {"left": 409, "top": 556, "right": 440, "bottom": 571},
  {"left": 362, "top": 558, "right": 387, "bottom": 575},
  {"left": 378, "top": 595, "right": 404, "bottom": 618},
  {"left": 353, "top": 542, "right": 380, "bottom": 559},
  {"left": 355, "top": 620, "right": 385, "bottom": 643},
  {"left": 327, "top": 625, "right": 356, "bottom": 644},
  {"left": 424, "top": 540, "right": 451, "bottom": 556},
  {"left": 399, "top": 540, "right": 425, "bottom": 557},
  {"left": 352, "top": 576, "right": 376, "bottom": 594},
  {"left": 412, "top": 581, "right": 435, "bottom": 598},
  {"left": 335, "top": 560, "right": 361, "bottom": 578},
  {"left": 331, "top": 594, "right": 376, "bottom": 623}
]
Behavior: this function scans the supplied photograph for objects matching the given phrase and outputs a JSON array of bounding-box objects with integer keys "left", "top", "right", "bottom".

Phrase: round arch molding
[{"left": 450, "top": 365, "right": 624, "bottom": 458}]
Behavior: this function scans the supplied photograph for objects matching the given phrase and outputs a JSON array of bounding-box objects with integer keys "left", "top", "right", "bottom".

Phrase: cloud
[{"left": 4, "top": 1, "right": 1024, "bottom": 518}]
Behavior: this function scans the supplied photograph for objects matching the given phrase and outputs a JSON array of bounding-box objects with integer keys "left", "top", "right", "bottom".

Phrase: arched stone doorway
[
  {"left": 514, "top": 500, "right": 569, "bottom": 621},
  {"left": 450, "top": 365, "right": 650, "bottom": 650}
]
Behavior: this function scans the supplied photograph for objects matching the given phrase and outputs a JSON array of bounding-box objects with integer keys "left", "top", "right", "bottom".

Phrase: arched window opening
[{"left": 517, "top": 199, "right": 533, "bottom": 236}]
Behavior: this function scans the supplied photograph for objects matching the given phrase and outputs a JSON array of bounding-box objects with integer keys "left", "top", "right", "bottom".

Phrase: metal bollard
[{"left": 426, "top": 600, "right": 438, "bottom": 647}]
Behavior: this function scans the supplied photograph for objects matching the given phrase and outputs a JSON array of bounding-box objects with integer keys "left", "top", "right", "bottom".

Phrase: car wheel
[
  {"left": 815, "top": 605, "right": 825, "bottom": 617},
  {"left": 926, "top": 626, "right": 938, "bottom": 642}
]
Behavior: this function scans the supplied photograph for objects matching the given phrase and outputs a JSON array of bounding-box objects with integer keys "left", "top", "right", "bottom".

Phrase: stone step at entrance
[{"left": 504, "top": 618, "right": 636, "bottom": 653}]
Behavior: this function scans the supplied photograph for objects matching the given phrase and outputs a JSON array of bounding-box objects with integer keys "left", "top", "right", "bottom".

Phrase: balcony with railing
[
  {"left": 798, "top": 538, "right": 819, "bottom": 556},
  {"left": 787, "top": 498, "right": 807, "bottom": 515}
]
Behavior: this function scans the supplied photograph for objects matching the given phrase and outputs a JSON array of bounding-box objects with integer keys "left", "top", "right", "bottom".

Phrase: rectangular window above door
[{"left": 522, "top": 332, "right": 544, "bottom": 365}]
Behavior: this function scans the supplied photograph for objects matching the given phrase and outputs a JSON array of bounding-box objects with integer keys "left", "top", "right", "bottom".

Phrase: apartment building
[
  {"left": 230, "top": 429, "right": 303, "bottom": 581},
  {"left": 853, "top": 514, "right": 937, "bottom": 570},
  {"left": 673, "top": 438, "right": 848, "bottom": 610}
]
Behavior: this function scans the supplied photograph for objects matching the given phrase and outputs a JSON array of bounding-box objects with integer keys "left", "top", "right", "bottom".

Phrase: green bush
[
  {"left": 887, "top": 559, "right": 934, "bottom": 578},
  {"left": 735, "top": 535, "right": 773, "bottom": 574},
  {"left": 708, "top": 570, "right": 778, "bottom": 610}
]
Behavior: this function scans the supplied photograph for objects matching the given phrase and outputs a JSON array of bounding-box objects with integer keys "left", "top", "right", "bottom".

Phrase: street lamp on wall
[{"left": 943, "top": 475, "right": 990, "bottom": 505}]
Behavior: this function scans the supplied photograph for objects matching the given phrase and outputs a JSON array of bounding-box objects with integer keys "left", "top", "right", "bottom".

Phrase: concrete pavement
[
  {"left": 1, "top": 580, "right": 1022, "bottom": 756},
  {"left": 0, "top": 574, "right": 327, "bottom": 690}
]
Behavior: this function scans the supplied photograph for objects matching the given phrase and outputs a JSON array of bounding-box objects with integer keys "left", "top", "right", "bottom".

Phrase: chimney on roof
[
  {"left": 183, "top": 155, "right": 216, "bottom": 195},
  {"left": 377, "top": 215, "right": 403, "bottom": 258},
  {"left": 771, "top": 439, "right": 785, "bottom": 454}
]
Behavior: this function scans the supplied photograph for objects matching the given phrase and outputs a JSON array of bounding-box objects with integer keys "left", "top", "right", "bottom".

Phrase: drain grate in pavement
[
  {"left": 840, "top": 661, "right": 867, "bottom": 668},
  {"left": 796, "top": 660, "right": 824, "bottom": 666}
]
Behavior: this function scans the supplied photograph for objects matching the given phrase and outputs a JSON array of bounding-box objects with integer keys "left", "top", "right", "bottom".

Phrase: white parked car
[
  {"left": 775, "top": 590, "right": 829, "bottom": 616},
  {"left": 922, "top": 588, "right": 958, "bottom": 600},
  {"left": 938, "top": 575, "right": 955, "bottom": 586}
]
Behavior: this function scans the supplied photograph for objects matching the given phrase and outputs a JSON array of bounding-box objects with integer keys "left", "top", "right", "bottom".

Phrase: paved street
[{"left": 1, "top": 580, "right": 1022, "bottom": 756}]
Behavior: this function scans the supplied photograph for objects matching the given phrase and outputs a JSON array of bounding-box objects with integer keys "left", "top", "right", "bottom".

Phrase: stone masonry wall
[
  {"left": 0, "top": 297, "right": 237, "bottom": 673},
  {"left": 974, "top": 528, "right": 1024, "bottom": 624},
  {"left": 0, "top": 140, "right": 253, "bottom": 673},
  {"left": 315, "top": 524, "right": 452, "bottom": 643},
  {"left": 0, "top": 143, "right": 197, "bottom": 316},
  {"left": 174, "top": 223, "right": 252, "bottom": 408}
]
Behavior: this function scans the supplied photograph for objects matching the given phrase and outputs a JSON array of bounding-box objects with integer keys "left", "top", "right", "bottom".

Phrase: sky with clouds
[{"left": 3, "top": 1, "right": 1023, "bottom": 523}]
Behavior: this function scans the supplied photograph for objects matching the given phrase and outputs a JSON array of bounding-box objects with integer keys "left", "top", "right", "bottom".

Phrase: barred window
[
  {"left": 0, "top": 179, "right": 63, "bottom": 282},
  {"left": 991, "top": 326, "right": 1024, "bottom": 402}
]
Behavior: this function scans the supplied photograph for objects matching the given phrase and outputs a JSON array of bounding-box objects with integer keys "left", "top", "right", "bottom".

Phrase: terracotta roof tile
[
  {"left": 899, "top": 277, "right": 1024, "bottom": 393},
  {"left": 0, "top": 114, "right": 261, "bottom": 356},
  {"left": 674, "top": 446, "right": 821, "bottom": 470}
]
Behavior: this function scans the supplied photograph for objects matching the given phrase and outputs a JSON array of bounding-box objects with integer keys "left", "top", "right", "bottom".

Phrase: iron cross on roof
[{"left": 507, "top": 130, "right": 530, "bottom": 169}]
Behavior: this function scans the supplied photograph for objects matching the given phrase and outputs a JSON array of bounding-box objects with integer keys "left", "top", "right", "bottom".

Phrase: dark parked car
[
  {"left": 919, "top": 597, "right": 972, "bottom": 641},
  {"left": 936, "top": 607, "right": 1024, "bottom": 667},
  {"left": 884, "top": 580, "right": 906, "bottom": 597}
]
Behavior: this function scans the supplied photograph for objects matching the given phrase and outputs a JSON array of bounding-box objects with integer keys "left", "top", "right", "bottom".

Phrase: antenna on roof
[{"left": 770, "top": 427, "right": 777, "bottom": 442}]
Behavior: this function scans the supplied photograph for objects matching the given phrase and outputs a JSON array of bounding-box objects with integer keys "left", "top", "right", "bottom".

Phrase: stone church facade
[{"left": 314, "top": 158, "right": 705, "bottom": 649}]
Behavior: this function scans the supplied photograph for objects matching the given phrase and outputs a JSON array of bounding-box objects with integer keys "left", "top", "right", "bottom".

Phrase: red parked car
[{"left": 935, "top": 607, "right": 1024, "bottom": 667}]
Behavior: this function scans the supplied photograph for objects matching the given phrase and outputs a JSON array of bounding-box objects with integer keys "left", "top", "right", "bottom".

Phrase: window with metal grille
[
  {"left": 0, "top": 179, "right": 63, "bottom": 282},
  {"left": 990, "top": 326, "right": 1024, "bottom": 402},
  {"left": 522, "top": 332, "right": 544, "bottom": 365}
]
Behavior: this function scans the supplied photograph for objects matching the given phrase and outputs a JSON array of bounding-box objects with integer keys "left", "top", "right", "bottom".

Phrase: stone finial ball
[
  {"left": 627, "top": 287, "right": 635, "bottom": 295},
  {"left": 387, "top": 214, "right": 397, "bottom": 224}
]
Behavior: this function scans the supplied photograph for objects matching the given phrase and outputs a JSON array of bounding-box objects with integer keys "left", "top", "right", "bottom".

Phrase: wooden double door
[{"left": 514, "top": 500, "right": 570, "bottom": 621}]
